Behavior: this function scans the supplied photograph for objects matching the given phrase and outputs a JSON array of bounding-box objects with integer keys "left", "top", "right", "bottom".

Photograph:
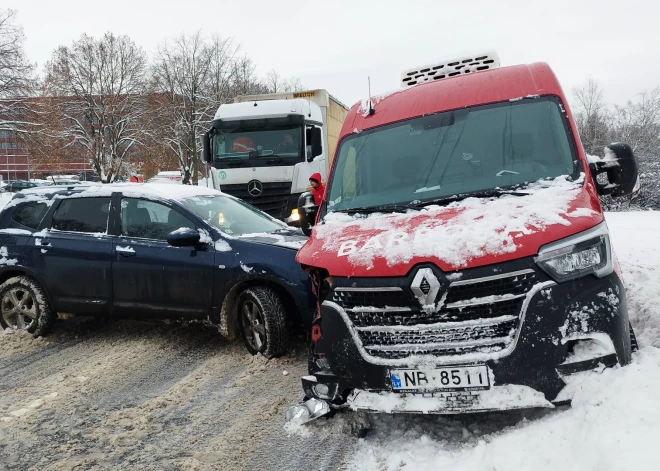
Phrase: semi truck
[{"left": 203, "top": 90, "right": 348, "bottom": 224}]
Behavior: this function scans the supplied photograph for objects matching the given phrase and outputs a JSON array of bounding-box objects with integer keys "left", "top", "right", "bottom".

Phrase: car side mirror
[
  {"left": 167, "top": 228, "right": 201, "bottom": 247},
  {"left": 297, "top": 191, "right": 318, "bottom": 237},
  {"left": 589, "top": 143, "right": 639, "bottom": 198},
  {"left": 201, "top": 132, "right": 211, "bottom": 164}
]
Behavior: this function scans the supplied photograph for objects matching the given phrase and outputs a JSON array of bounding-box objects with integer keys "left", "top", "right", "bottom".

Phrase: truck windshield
[
  {"left": 327, "top": 96, "right": 579, "bottom": 212},
  {"left": 181, "top": 195, "right": 283, "bottom": 236},
  {"left": 213, "top": 124, "right": 303, "bottom": 168}
]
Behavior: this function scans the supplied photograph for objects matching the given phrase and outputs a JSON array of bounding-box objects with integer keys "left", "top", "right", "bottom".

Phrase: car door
[
  {"left": 27, "top": 196, "right": 113, "bottom": 314},
  {"left": 112, "top": 196, "right": 215, "bottom": 318}
]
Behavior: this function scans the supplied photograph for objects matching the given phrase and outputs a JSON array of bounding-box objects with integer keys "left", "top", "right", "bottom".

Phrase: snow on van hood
[{"left": 296, "top": 175, "right": 604, "bottom": 277}]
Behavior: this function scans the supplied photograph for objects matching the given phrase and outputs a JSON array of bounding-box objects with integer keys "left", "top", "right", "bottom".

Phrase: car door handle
[
  {"left": 115, "top": 247, "right": 136, "bottom": 257},
  {"left": 36, "top": 240, "right": 52, "bottom": 251}
]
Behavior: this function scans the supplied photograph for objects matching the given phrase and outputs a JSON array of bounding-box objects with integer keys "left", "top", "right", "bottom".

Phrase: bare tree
[
  {"left": 610, "top": 88, "right": 660, "bottom": 161},
  {"left": 152, "top": 32, "right": 240, "bottom": 184},
  {"left": 265, "top": 69, "right": 304, "bottom": 94},
  {"left": 44, "top": 33, "right": 150, "bottom": 183},
  {"left": 572, "top": 78, "right": 610, "bottom": 155},
  {"left": 0, "top": 9, "right": 35, "bottom": 133},
  {"left": 229, "top": 55, "right": 267, "bottom": 97}
]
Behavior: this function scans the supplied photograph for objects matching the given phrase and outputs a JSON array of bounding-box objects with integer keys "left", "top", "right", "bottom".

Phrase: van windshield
[{"left": 327, "top": 97, "right": 578, "bottom": 213}]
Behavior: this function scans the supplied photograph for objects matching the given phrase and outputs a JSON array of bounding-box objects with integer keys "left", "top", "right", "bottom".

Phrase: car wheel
[
  {"left": 237, "top": 287, "right": 288, "bottom": 359},
  {"left": 0, "top": 276, "right": 55, "bottom": 336}
]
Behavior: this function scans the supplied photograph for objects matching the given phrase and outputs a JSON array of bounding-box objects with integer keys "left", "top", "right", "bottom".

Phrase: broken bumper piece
[{"left": 285, "top": 397, "right": 331, "bottom": 423}]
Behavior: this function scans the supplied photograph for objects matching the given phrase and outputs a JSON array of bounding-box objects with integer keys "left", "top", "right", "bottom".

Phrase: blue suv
[{"left": 0, "top": 184, "right": 313, "bottom": 358}]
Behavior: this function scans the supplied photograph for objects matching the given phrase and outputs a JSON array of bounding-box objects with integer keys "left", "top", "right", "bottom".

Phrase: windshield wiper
[
  {"left": 263, "top": 154, "right": 284, "bottom": 163},
  {"left": 219, "top": 157, "right": 245, "bottom": 167},
  {"left": 333, "top": 203, "right": 412, "bottom": 214},
  {"left": 412, "top": 189, "right": 530, "bottom": 208}
]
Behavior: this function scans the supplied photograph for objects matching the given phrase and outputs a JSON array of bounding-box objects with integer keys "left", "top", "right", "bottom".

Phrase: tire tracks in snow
[{"left": 0, "top": 321, "right": 356, "bottom": 470}]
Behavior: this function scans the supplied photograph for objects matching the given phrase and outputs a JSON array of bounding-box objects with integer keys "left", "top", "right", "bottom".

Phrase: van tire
[
  {"left": 630, "top": 322, "right": 638, "bottom": 352},
  {"left": 0, "top": 276, "right": 55, "bottom": 337},
  {"left": 237, "top": 287, "right": 288, "bottom": 359}
]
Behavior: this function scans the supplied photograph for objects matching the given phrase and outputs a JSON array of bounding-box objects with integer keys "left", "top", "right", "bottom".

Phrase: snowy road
[
  {"left": 0, "top": 321, "right": 355, "bottom": 470},
  {"left": 1, "top": 206, "right": 659, "bottom": 470}
]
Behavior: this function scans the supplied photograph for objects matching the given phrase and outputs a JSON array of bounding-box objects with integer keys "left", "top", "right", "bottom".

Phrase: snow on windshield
[{"left": 316, "top": 175, "right": 594, "bottom": 269}]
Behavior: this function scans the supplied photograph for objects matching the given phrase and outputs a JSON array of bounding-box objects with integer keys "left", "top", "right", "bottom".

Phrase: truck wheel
[
  {"left": 0, "top": 276, "right": 55, "bottom": 337},
  {"left": 237, "top": 287, "right": 288, "bottom": 359}
]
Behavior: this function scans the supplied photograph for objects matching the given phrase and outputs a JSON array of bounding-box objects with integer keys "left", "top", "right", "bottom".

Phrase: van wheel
[
  {"left": 630, "top": 322, "right": 639, "bottom": 352},
  {"left": 237, "top": 287, "right": 288, "bottom": 359},
  {"left": 0, "top": 276, "right": 55, "bottom": 337}
]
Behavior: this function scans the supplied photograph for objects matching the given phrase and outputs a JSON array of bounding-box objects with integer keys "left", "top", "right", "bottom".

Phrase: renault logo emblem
[
  {"left": 410, "top": 268, "right": 441, "bottom": 309},
  {"left": 247, "top": 179, "right": 263, "bottom": 197}
]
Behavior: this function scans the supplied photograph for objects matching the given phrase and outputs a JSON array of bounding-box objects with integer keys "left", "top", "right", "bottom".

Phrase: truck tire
[
  {"left": 0, "top": 276, "right": 55, "bottom": 337},
  {"left": 237, "top": 287, "right": 288, "bottom": 359}
]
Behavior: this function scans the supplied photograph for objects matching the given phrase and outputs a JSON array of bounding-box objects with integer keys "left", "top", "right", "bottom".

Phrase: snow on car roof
[{"left": 18, "top": 183, "right": 222, "bottom": 202}]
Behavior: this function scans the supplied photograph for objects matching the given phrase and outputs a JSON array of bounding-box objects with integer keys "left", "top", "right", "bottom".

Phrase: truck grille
[
  {"left": 331, "top": 270, "right": 538, "bottom": 361},
  {"left": 220, "top": 182, "right": 292, "bottom": 219}
]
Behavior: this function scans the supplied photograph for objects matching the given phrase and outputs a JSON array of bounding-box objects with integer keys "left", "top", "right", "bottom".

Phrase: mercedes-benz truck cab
[
  {"left": 203, "top": 90, "right": 348, "bottom": 225},
  {"left": 289, "top": 53, "right": 640, "bottom": 421}
]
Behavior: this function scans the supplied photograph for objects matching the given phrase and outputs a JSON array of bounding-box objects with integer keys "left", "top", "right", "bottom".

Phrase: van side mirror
[
  {"left": 589, "top": 143, "right": 639, "bottom": 198},
  {"left": 306, "top": 127, "right": 323, "bottom": 162},
  {"left": 202, "top": 132, "right": 211, "bottom": 163},
  {"left": 297, "top": 191, "right": 318, "bottom": 237}
]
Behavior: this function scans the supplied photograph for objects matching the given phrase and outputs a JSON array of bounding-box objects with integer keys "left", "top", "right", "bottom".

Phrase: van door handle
[{"left": 115, "top": 247, "right": 136, "bottom": 257}]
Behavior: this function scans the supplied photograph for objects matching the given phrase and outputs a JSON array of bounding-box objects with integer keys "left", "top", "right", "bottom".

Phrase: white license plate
[{"left": 391, "top": 365, "right": 490, "bottom": 392}]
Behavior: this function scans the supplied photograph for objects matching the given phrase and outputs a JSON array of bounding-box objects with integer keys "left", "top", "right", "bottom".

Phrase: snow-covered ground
[{"left": 344, "top": 211, "right": 660, "bottom": 471}]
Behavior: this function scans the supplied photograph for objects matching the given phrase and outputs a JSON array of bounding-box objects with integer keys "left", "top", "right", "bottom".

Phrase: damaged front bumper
[{"left": 298, "top": 262, "right": 633, "bottom": 416}]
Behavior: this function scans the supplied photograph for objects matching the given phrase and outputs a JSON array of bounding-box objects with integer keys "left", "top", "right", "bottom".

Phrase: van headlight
[{"left": 536, "top": 222, "right": 612, "bottom": 283}]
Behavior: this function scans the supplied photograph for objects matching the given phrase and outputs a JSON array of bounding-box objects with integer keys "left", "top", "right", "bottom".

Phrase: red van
[{"left": 290, "top": 55, "right": 639, "bottom": 419}]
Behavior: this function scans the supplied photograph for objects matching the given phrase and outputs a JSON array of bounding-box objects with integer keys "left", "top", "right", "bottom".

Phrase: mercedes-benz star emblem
[
  {"left": 247, "top": 179, "right": 263, "bottom": 197},
  {"left": 410, "top": 268, "right": 441, "bottom": 309}
]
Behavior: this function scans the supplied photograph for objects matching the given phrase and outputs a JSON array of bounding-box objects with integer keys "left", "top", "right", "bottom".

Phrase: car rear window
[
  {"left": 52, "top": 197, "right": 111, "bottom": 233},
  {"left": 11, "top": 202, "right": 49, "bottom": 229}
]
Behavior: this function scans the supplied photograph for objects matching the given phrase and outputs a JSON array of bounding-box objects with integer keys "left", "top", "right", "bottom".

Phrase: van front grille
[{"left": 331, "top": 270, "right": 538, "bottom": 361}]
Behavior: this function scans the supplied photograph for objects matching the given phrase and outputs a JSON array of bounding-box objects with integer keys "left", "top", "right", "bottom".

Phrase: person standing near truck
[{"left": 309, "top": 173, "right": 325, "bottom": 205}]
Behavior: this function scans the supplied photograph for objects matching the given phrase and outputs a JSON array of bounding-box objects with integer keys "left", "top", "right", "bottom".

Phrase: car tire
[
  {"left": 0, "top": 276, "right": 55, "bottom": 337},
  {"left": 237, "top": 286, "right": 288, "bottom": 359}
]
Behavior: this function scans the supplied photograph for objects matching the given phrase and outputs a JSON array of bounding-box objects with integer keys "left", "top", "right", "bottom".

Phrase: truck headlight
[
  {"left": 536, "top": 222, "right": 612, "bottom": 283},
  {"left": 288, "top": 208, "right": 301, "bottom": 222}
]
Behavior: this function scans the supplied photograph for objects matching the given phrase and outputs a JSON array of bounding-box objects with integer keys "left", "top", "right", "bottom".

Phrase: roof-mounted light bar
[{"left": 400, "top": 51, "right": 501, "bottom": 88}]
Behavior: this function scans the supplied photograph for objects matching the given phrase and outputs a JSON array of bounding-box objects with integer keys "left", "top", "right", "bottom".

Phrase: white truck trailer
[{"left": 203, "top": 89, "right": 348, "bottom": 223}]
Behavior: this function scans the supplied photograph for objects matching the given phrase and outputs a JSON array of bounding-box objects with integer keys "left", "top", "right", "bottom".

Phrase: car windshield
[
  {"left": 181, "top": 194, "right": 284, "bottom": 236},
  {"left": 327, "top": 97, "right": 578, "bottom": 212},
  {"left": 213, "top": 124, "right": 303, "bottom": 168}
]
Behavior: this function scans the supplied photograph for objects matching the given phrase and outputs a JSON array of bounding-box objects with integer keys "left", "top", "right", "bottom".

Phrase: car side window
[
  {"left": 52, "top": 197, "right": 111, "bottom": 233},
  {"left": 11, "top": 202, "right": 49, "bottom": 229},
  {"left": 121, "top": 198, "right": 195, "bottom": 240}
]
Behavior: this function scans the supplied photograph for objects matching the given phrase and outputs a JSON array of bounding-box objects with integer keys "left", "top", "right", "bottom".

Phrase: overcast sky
[{"left": 5, "top": 0, "right": 659, "bottom": 108}]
